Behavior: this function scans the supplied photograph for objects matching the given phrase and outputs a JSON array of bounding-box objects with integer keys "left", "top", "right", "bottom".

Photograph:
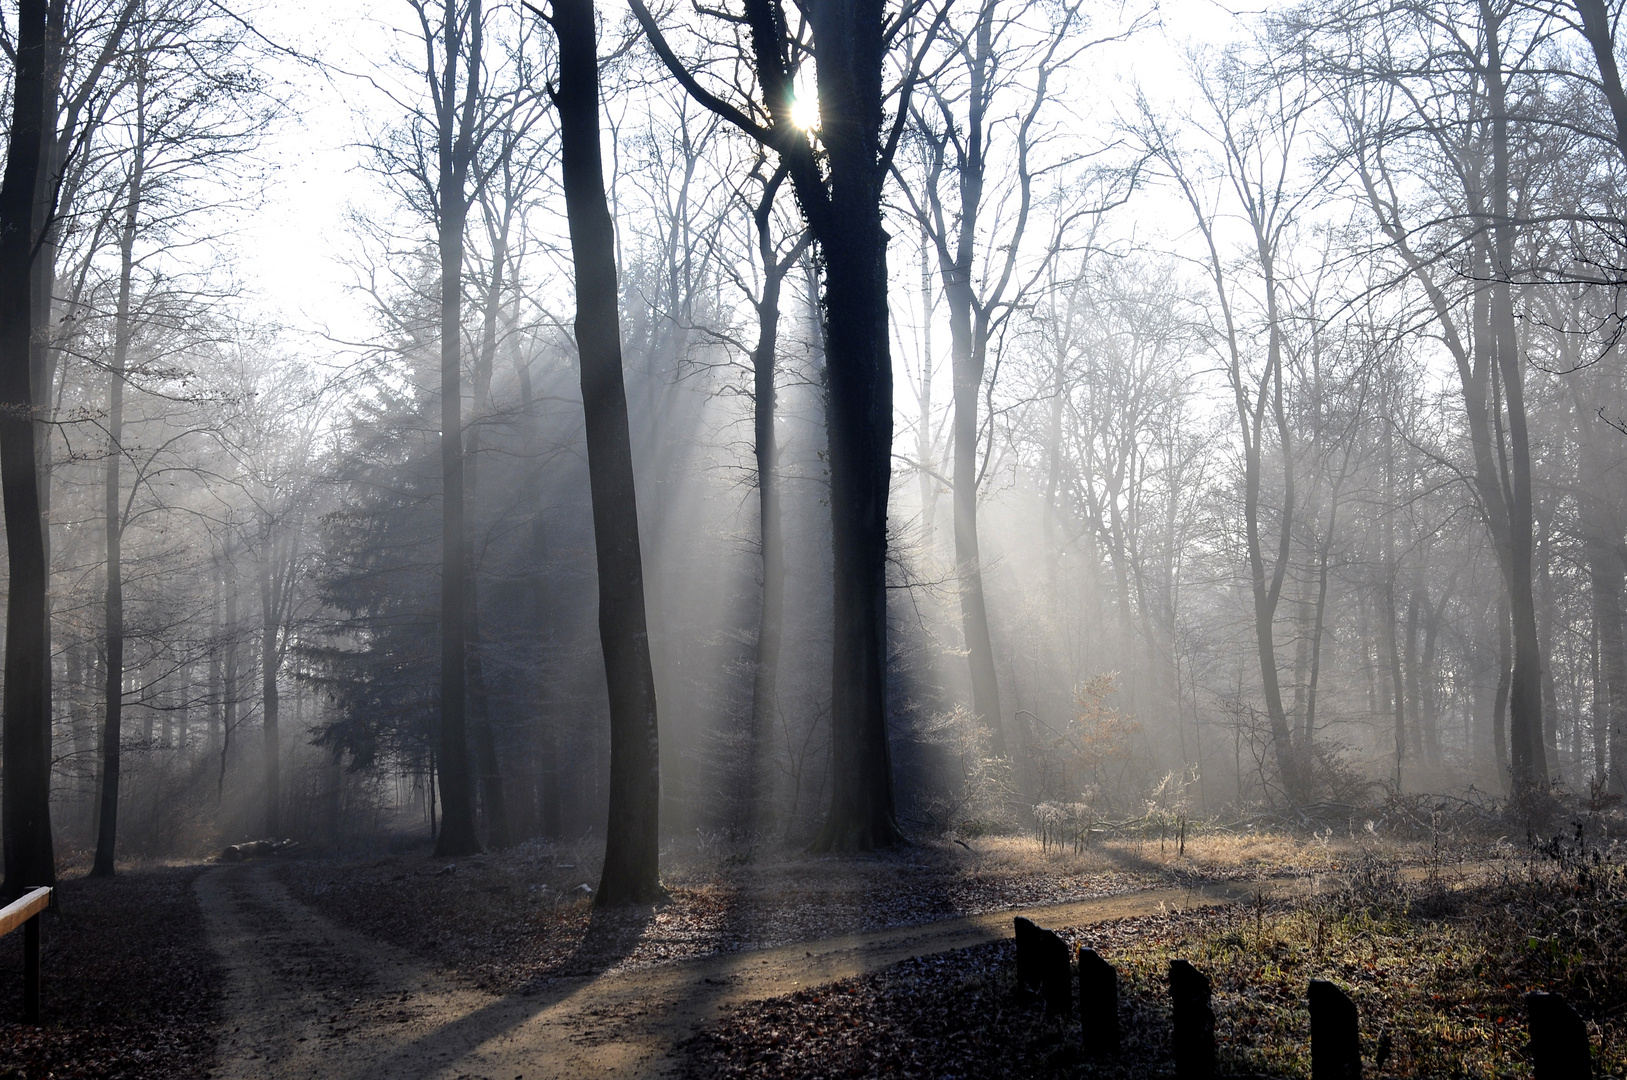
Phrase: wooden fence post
[
  {"left": 1309, "top": 979, "right": 1360, "bottom": 1080},
  {"left": 22, "top": 914, "right": 39, "bottom": 1024},
  {"left": 1013, "top": 916, "right": 1071, "bottom": 1015},
  {"left": 1078, "top": 946, "right": 1118, "bottom": 1055},
  {"left": 1170, "top": 959, "right": 1215, "bottom": 1080},
  {"left": 1526, "top": 992, "right": 1590, "bottom": 1080},
  {"left": 1014, "top": 916, "right": 1038, "bottom": 991}
]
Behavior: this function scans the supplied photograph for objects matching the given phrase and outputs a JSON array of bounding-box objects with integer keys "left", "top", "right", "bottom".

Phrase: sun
[{"left": 789, "top": 91, "right": 819, "bottom": 131}]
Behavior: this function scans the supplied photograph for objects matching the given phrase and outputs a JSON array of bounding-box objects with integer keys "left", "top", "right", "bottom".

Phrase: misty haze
[{"left": 0, "top": 0, "right": 1622, "bottom": 1075}]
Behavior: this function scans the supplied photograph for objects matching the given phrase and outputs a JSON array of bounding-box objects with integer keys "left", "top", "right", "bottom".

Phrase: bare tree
[{"left": 631, "top": 0, "right": 947, "bottom": 850}]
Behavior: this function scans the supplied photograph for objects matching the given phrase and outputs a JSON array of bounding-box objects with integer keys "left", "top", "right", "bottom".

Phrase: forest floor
[
  {"left": 0, "top": 865, "right": 222, "bottom": 1079},
  {"left": 3, "top": 827, "right": 1610, "bottom": 1079}
]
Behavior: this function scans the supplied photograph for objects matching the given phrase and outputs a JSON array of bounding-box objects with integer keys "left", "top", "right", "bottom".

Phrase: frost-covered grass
[{"left": 687, "top": 838, "right": 1627, "bottom": 1078}]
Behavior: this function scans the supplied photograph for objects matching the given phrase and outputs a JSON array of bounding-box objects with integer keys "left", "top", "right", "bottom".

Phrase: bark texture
[
  {"left": 0, "top": 0, "right": 56, "bottom": 897},
  {"left": 553, "top": 0, "right": 663, "bottom": 903}
]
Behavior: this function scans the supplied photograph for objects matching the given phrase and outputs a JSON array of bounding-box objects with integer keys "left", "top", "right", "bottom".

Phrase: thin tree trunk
[
  {"left": 259, "top": 542, "right": 280, "bottom": 838},
  {"left": 552, "top": 0, "right": 662, "bottom": 903},
  {"left": 92, "top": 92, "right": 141, "bottom": 877},
  {"left": 220, "top": 565, "right": 238, "bottom": 806},
  {"left": 1420, "top": 596, "right": 1441, "bottom": 769},
  {"left": 517, "top": 363, "right": 561, "bottom": 839},
  {"left": 916, "top": 226, "right": 936, "bottom": 554},
  {"left": 466, "top": 206, "right": 509, "bottom": 850},
  {"left": 1404, "top": 588, "right": 1421, "bottom": 759},
  {"left": 1494, "top": 596, "right": 1511, "bottom": 786},
  {"left": 744, "top": 170, "right": 801, "bottom": 833}
]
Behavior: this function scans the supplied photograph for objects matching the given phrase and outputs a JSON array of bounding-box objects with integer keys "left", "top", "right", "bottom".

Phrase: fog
[{"left": 3, "top": 0, "right": 1623, "bottom": 889}]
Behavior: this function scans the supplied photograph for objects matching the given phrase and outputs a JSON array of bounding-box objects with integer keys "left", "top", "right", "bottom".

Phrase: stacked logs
[{"left": 1011, "top": 916, "right": 1593, "bottom": 1078}]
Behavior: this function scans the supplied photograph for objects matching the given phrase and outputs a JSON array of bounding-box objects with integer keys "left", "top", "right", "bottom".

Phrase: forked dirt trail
[{"left": 198, "top": 861, "right": 1264, "bottom": 1080}]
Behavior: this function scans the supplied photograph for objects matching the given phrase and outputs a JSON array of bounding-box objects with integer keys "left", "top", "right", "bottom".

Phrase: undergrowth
[{"left": 1104, "top": 841, "right": 1627, "bottom": 1077}]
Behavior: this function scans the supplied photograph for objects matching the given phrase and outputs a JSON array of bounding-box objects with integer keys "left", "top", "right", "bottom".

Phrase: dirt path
[{"left": 194, "top": 863, "right": 1313, "bottom": 1080}]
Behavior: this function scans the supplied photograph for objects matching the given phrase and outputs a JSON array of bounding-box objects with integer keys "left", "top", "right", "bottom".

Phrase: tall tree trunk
[
  {"left": 432, "top": 0, "right": 484, "bottom": 859},
  {"left": 518, "top": 363, "right": 562, "bottom": 839},
  {"left": 1494, "top": 596, "right": 1511, "bottom": 786},
  {"left": 916, "top": 226, "right": 937, "bottom": 554},
  {"left": 927, "top": 7, "right": 1006, "bottom": 757},
  {"left": 1420, "top": 596, "right": 1441, "bottom": 769},
  {"left": 92, "top": 95, "right": 141, "bottom": 877},
  {"left": 1482, "top": 0, "right": 1547, "bottom": 799},
  {"left": 1404, "top": 587, "right": 1421, "bottom": 759},
  {"left": 744, "top": 171, "right": 801, "bottom": 833},
  {"left": 629, "top": 0, "right": 907, "bottom": 851},
  {"left": 552, "top": 0, "right": 663, "bottom": 903},
  {"left": 208, "top": 566, "right": 222, "bottom": 754},
  {"left": 466, "top": 207, "right": 509, "bottom": 850},
  {"left": 1303, "top": 490, "right": 1339, "bottom": 745},
  {"left": 0, "top": 0, "right": 55, "bottom": 898},
  {"left": 220, "top": 560, "right": 238, "bottom": 806},
  {"left": 259, "top": 542, "right": 280, "bottom": 838},
  {"left": 1612, "top": 543, "right": 1627, "bottom": 796},
  {"left": 1383, "top": 576, "right": 1406, "bottom": 791},
  {"left": 802, "top": 0, "right": 904, "bottom": 852}
]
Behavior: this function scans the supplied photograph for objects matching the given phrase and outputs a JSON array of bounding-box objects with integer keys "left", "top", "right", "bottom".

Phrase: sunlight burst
[{"left": 789, "top": 92, "right": 820, "bottom": 131}]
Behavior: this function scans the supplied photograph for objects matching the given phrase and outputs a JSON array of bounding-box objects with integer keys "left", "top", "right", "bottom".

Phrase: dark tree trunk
[
  {"left": 432, "top": 0, "right": 484, "bottom": 859},
  {"left": 1573, "top": 0, "right": 1627, "bottom": 163},
  {"left": 551, "top": 0, "right": 663, "bottom": 904},
  {"left": 630, "top": 0, "right": 909, "bottom": 850},
  {"left": 0, "top": 0, "right": 55, "bottom": 898},
  {"left": 800, "top": 0, "right": 905, "bottom": 853}
]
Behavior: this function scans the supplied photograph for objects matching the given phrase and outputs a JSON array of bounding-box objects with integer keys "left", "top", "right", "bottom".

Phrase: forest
[{"left": 0, "top": 0, "right": 1625, "bottom": 1075}]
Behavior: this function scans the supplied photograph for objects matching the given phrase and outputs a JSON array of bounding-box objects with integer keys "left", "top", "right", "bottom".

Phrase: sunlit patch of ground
[
  {"left": 273, "top": 827, "right": 1472, "bottom": 994},
  {"left": 682, "top": 848, "right": 1627, "bottom": 1079}
]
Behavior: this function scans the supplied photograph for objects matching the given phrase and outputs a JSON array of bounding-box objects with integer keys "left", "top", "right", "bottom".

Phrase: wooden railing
[{"left": 0, "top": 887, "right": 51, "bottom": 1023}]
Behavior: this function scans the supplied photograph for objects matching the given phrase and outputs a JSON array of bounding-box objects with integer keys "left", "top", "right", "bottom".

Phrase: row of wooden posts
[{"left": 1013, "top": 916, "right": 1593, "bottom": 1079}]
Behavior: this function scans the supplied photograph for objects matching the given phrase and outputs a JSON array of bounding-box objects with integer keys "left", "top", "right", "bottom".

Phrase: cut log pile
[{"left": 218, "top": 838, "right": 302, "bottom": 862}]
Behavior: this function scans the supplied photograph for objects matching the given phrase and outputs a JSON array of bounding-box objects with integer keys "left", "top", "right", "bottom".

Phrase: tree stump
[
  {"left": 1526, "top": 992, "right": 1590, "bottom": 1079},
  {"left": 1078, "top": 946, "right": 1119, "bottom": 1055},
  {"left": 1170, "top": 959, "right": 1215, "bottom": 1080},
  {"left": 1309, "top": 979, "right": 1360, "bottom": 1080}
]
